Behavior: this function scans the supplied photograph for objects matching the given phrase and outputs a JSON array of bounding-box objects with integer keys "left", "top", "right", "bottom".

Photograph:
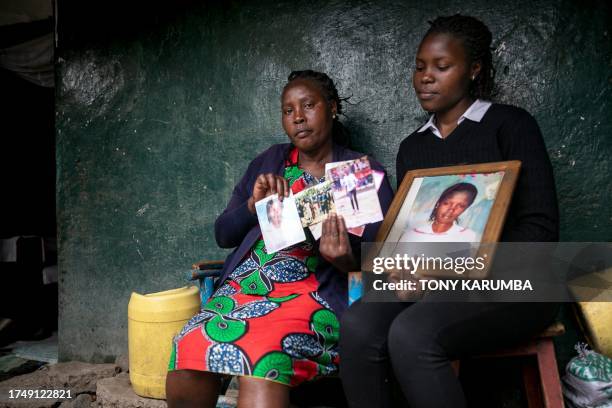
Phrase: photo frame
[{"left": 366, "top": 161, "right": 521, "bottom": 279}]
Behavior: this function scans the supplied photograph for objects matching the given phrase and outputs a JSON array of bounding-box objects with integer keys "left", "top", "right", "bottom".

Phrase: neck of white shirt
[{"left": 417, "top": 99, "right": 493, "bottom": 139}]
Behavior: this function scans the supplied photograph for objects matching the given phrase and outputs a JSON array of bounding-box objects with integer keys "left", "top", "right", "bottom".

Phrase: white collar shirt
[{"left": 417, "top": 99, "right": 492, "bottom": 139}]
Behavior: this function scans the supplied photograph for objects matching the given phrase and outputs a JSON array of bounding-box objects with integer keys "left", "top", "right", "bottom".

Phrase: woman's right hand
[
  {"left": 247, "top": 173, "right": 290, "bottom": 214},
  {"left": 387, "top": 268, "right": 428, "bottom": 302}
]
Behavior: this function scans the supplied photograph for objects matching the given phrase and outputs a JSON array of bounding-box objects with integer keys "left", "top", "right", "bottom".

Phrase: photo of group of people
[
  {"left": 326, "top": 157, "right": 384, "bottom": 229},
  {"left": 294, "top": 180, "right": 335, "bottom": 228}
]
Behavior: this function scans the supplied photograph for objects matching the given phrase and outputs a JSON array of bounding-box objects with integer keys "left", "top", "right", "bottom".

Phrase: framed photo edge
[{"left": 367, "top": 160, "right": 522, "bottom": 279}]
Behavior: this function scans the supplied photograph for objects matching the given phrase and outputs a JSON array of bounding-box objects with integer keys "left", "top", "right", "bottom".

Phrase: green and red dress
[{"left": 169, "top": 148, "right": 340, "bottom": 386}]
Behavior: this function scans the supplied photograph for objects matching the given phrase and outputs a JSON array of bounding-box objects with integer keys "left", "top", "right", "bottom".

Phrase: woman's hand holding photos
[
  {"left": 248, "top": 173, "right": 290, "bottom": 214},
  {"left": 320, "top": 213, "right": 357, "bottom": 273}
]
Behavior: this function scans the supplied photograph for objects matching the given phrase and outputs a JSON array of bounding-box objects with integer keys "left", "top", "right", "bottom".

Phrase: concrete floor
[{"left": 0, "top": 304, "right": 588, "bottom": 407}]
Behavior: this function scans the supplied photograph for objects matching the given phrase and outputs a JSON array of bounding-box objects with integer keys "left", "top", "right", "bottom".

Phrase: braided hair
[
  {"left": 284, "top": 70, "right": 351, "bottom": 147},
  {"left": 429, "top": 182, "right": 478, "bottom": 224},
  {"left": 425, "top": 14, "right": 495, "bottom": 100}
]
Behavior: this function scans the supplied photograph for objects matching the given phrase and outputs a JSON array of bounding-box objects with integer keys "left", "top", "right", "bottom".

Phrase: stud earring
[{"left": 332, "top": 113, "right": 337, "bottom": 119}]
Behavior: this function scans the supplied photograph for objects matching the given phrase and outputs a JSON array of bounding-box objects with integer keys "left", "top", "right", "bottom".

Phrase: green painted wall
[{"left": 57, "top": 0, "right": 612, "bottom": 361}]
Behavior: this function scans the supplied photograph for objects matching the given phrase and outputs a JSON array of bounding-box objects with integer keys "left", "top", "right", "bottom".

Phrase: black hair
[
  {"left": 424, "top": 14, "right": 495, "bottom": 100},
  {"left": 266, "top": 199, "right": 283, "bottom": 219},
  {"left": 429, "top": 182, "right": 478, "bottom": 223},
  {"left": 284, "top": 70, "right": 351, "bottom": 147}
]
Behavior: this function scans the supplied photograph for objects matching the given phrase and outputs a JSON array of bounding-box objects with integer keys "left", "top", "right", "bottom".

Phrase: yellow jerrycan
[{"left": 128, "top": 285, "right": 200, "bottom": 399}]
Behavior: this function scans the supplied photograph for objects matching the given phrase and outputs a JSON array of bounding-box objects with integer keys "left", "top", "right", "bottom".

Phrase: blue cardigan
[{"left": 214, "top": 143, "right": 394, "bottom": 317}]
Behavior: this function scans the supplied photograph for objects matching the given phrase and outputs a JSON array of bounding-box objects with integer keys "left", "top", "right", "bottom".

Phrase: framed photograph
[{"left": 369, "top": 161, "right": 521, "bottom": 279}]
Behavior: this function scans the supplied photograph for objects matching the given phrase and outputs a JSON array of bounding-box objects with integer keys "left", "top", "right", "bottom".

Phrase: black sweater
[{"left": 396, "top": 103, "right": 559, "bottom": 242}]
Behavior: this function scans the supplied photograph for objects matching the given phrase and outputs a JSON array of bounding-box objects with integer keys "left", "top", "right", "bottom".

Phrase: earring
[{"left": 332, "top": 113, "right": 337, "bottom": 119}]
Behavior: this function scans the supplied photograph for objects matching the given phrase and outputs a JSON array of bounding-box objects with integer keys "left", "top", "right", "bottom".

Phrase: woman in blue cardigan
[{"left": 166, "top": 70, "right": 393, "bottom": 408}]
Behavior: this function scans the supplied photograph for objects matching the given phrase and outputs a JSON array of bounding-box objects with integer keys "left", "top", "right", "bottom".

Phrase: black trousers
[
  {"left": 339, "top": 300, "right": 559, "bottom": 408},
  {"left": 348, "top": 189, "right": 359, "bottom": 210}
]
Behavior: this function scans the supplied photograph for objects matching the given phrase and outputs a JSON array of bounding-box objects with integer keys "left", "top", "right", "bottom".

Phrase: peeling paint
[{"left": 136, "top": 204, "right": 150, "bottom": 216}]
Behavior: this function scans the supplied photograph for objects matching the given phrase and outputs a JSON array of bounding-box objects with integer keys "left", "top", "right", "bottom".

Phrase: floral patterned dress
[{"left": 169, "top": 148, "right": 340, "bottom": 386}]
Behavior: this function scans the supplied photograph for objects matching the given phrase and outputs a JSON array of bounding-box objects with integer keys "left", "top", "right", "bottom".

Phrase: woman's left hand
[{"left": 319, "top": 213, "right": 358, "bottom": 273}]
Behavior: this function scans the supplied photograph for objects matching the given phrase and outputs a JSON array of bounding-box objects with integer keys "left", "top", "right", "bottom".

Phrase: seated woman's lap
[
  {"left": 388, "top": 302, "right": 559, "bottom": 361},
  {"left": 340, "top": 299, "right": 559, "bottom": 406},
  {"left": 340, "top": 299, "right": 408, "bottom": 356},
  {"left": 342, "top": 301, "right": 558, "bottom": 360}
]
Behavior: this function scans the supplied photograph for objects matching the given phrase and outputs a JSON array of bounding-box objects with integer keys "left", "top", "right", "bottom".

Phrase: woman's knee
[
  {"left": 340, "top": 301, "right": 386, "bottom": 352},
  {"left": 166, "top": 370, "right": 221, "bottom": 408},
  {"left": 387, "top": 312, "right": 444, "bottom": 368},
  {"left": 238, "top": 376, "right": 289, "bottom": 408},
  {"left": 339, "top": 303, "right": 367, "bottom": 346}
]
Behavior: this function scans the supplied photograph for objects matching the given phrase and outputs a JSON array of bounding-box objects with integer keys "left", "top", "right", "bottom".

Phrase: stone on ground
[
  {"left": 114, "top": 355, "right": 129, "bottom": 373},
  {"left": 59, "top": 393, "right": 93, "bottom": 407},
  {"left": 0, "top": 361, "right": 118, "bottom": 407},
  {"left": 95, "top": 373, "right": 166, "bottom": 408}
]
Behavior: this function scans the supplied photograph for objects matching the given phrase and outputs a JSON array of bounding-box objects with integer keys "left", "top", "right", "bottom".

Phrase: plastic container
[
  {"left": 576, "top": 302, "right": 612, "bottom": 358},
  {"left": 128, "top": 286, "right": 200, "bottom": 399}
]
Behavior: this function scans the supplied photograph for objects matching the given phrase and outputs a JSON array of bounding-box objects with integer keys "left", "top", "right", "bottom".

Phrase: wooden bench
[{"left": 453, "top": 321, "right": 565, "bottom": 408}]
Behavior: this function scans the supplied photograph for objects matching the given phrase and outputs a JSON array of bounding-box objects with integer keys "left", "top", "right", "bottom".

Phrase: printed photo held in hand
[
  {"left": 398, "top": 172, "right": 505, "bottom": 243},
  {"left": 370, "top": 161, "right": 521, "bottom": 278},
  {"left": 325, "top": 156, "right": 383, "bottom": 229},
  {"left": 294, "top": 180, "right": 335, "bottom": 228},
  {"left": 310, "top": 167, "right": 385, "bottom": 240},
  {"left": 255, "top": 194, "right": 306, "bottom": 252}
]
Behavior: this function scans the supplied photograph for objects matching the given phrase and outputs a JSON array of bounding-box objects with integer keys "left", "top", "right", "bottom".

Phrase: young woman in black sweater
[{"left": 339, "top": 15, "right": 560, "bottom": 408}]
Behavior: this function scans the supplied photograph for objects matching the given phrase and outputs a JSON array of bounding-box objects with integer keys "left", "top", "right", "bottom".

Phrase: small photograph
[
  {"left": 294, "top": 180, "right": 335, "bottom": 228},
  {"left": 255, "top": 194, "right": 306, "bottom": 253},
  {"left": 396, "top": 172, "right": 505, "bottom": 243},
  {"left": 325, "top": 156, "right": 383, "bottom": 229}
]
